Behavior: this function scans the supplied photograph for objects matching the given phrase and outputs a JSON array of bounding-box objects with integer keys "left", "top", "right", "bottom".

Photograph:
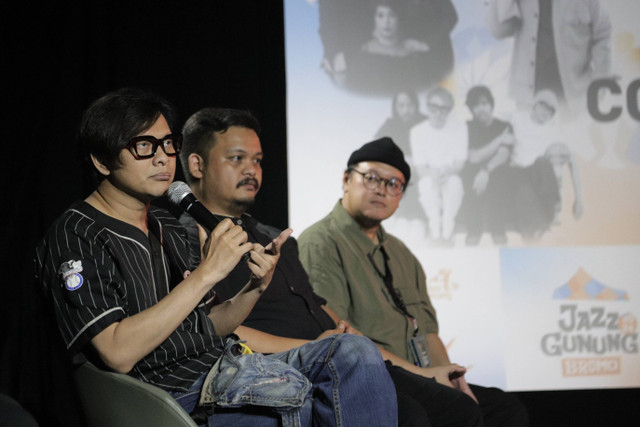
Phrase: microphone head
[{"left": 168, "top": 181, "right": 192, "bottom": 205}]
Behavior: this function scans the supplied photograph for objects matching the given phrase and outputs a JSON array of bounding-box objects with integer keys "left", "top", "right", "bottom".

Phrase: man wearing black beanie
[
  {"left": 347, "top": 136, "right": 412, "bottom": 184},
  {"left": 299, "top": 137, "right": 529, "bottom": 427}
]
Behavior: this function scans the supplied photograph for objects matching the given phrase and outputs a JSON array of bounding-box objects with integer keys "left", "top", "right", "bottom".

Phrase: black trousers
[{"left": 388, "top": 364, "right": 529, "bottom": 427}]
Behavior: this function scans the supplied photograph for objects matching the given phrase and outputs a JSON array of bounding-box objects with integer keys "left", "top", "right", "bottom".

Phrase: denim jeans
[
  {"left": 200, "top": 339, "right": 313, "bottom": 427},
  {"left": 172, "top": 334, "right": 397, "bottom": 427},
  {"left": 172, "top": 373, "right": 282, "bottom": 427},
  {"left": 270, "top": 334, "right": 398, "bottom": 426}
]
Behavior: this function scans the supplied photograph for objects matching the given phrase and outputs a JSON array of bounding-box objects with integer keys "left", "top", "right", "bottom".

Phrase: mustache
[{"left": 236, "top": 178, "right": 259, "bottom": 189}]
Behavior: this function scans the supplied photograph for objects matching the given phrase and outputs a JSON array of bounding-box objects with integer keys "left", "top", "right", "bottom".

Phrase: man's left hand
[{"left": 246, "top": 228, "right": 293, "bottom": 290}]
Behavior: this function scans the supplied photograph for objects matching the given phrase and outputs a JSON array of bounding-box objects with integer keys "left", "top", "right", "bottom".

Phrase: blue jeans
[
  {"left": 173, "top": 334, "right": 398, "bottom": 426},
  {"left": 173, "top": 374, "right": 285, "bottom": 427}
]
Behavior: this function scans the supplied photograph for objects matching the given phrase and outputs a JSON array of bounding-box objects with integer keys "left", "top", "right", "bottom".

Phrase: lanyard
[{"left": 368, "top": 246, "right": 419, "bottom": 337}]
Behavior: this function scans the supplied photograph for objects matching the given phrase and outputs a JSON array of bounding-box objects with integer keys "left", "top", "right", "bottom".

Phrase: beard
[
  {"left": 228, "top": 177, "right": 260, "bottom": 215},
  {"left": 353, "top": 211, "right": 383, "bottom": 230},
  {"left": 229, "top": 196, "right": 256, "bottom": 216}
]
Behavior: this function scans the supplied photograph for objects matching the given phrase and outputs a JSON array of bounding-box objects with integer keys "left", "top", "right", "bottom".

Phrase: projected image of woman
[
  {"left": 374, "top": 90, "right": 428, "bottom": 223},
  {"left": 362, "top": 3, "right": 429, "bottom": 57},
  {"left": 317, "top": 0, "right": 458, "bottom": 97},
  {"left": 375, "top": 90, "right": 427, "bottom": 157}
]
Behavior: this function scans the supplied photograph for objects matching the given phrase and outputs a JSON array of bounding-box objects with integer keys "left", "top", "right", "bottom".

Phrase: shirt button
[
  {"left": 237, "top": 219, "right": 243, "bottom": 225},
  {"left": 290, "top": 286, "right": 295, "bottom": 292}
]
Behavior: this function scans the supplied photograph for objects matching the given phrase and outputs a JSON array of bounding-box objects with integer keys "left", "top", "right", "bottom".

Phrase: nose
[
  {"left": 373, "top": 180, "right": 387, "bottom": 196},
  {"left": 242, "top": 161, "right": 259, "bottom": 176},
  {"left": 153, "top": 146, "right": 170, "bottom": 165}
]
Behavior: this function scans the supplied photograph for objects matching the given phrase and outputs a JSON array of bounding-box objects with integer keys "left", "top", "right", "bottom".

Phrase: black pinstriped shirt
[{"left": 35, "top": 201, "right": 224, "bottom": 392}]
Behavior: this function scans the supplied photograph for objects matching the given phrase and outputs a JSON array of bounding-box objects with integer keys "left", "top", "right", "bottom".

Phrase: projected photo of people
[
  {"left": 457, "top": 85, "right": 514, "bottom": 246},
  {"left": 503, "top": 89, "right": 584, "bottom": 242},
  {"left": 374, "top": 90, "right": 427, "bottom": 158},
  {"left": 409, "top": 87, "right": 467, "bottom": 245},
  {"left": 485, "top": 0, "right": 612, "bottom": 114},
  {"left": 286, "top": 0, "right": 640, "bottom": 395},
  {"left": 456, "top": 87, "right": 584, "bottom": 246},
  {"left": 397, "top": 85, "right": 585, "bottom": 247},
  {"left": 318, "top": 0, "right": 458, "bottom": 97},
  {"left": 374, "top": 90, "right": 428, "bottom": 222}
]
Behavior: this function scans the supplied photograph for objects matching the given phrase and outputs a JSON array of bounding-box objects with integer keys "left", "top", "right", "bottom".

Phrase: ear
[
  {"left": 90, "top": 154, "right": 111, "bottom": 177},
  {"left": 188, "top": 153, "right": 205, "bottom": 180},
  {"left": 342, "top": 170, "right": 351, "bottom": 192}
]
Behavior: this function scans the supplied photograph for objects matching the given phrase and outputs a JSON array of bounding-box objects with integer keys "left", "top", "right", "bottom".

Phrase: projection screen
[{"left": 284, "top": 0, "right": 640, "bottom": 391}]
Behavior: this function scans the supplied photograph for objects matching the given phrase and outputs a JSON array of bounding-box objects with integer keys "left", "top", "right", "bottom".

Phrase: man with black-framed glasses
[
  {"left": 298, "top": 137, "right": 529, "bottom": 426},
  {"left": 126, "top": 133, "right": 182, "bottom": 159},
  {"left": 35, "top": 88, "right": 398, "bottom": 427}
]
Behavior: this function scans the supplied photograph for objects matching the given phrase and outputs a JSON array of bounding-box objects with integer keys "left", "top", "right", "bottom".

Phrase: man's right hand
[
  {"left": 423, "top": 364, "right": 478, "bottom": 402},
  {"left": 197, "top": 218, "right": 253, "bottom": 285},
  {"left": 422, "top": 364, "right": 466, "bottom": 388},
  {"left": 316, "top": 320, "right": 363, "bottom": 340}
]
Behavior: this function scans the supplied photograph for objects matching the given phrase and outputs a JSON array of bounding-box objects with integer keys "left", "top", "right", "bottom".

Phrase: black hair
[
  {"left": 369, "top": 0, "right": 406, "bottom": 37},
  {"left": 180, "top": 108, "right": 261, "bottom": 184},
  {"left": 392, "top": 90, "right": 419, "bottom": 118},
  {"left": 79, "top": 87, "right": 176, "bottom": 181},
  {"left": 465, "top": 85, "right": 495, "bottom": 109}
]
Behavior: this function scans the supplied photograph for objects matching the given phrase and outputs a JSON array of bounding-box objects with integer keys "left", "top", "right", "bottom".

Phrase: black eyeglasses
[
  {"left": 126, "top": 134, "right": 182, "bottom": 160},
  {"left": 427, "top": 103, "right": 451, "bottom": 115},
  {"left": 349, "top": 169, "right": 406, "bottom": 196}
]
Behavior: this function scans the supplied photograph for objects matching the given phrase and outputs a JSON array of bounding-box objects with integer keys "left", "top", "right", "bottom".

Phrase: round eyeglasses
[
  {"left": 349, "top": 168, "right": 406, "bottom": 196},
  {"left": 427, "top": 102, "right": 452, "bottom": 115},
  {"left": 126, "top": 134, "right": 182, "bottom": 160}
]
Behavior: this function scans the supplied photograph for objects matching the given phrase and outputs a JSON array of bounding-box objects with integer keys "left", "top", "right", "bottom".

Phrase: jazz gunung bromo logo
[{"left": 540, "top": 268, "right": 638, "bottom": 377}]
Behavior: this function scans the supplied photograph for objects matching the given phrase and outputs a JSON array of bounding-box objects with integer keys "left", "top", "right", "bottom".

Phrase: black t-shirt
[
  {"left": 181, "top": 213, "right": 337, "bottom": 340},
  {"left": 463, "top": 117, "right": 512, "bottom": 183}
]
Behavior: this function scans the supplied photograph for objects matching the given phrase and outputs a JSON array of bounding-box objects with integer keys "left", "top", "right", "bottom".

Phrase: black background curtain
[{"left": 0, "top": 1, "right": 637, "bottom": 426}]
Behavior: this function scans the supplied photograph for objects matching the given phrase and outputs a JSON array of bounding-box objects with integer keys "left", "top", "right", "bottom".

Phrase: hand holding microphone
[
  {"left": 168, "top": 181, "right": 252, "bottom": 262},
  {"left": 168, "top": 181, "right": 227, "bottom": 233},
  {"left": 168, "top": 181, "right": 292, "bottom": 291}
]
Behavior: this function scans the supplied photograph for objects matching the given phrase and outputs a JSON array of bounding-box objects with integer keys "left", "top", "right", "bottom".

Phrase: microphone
[
  {"left": 168, "top": 181, "right": 224, "bottom": 233},
  {"left": 168, "top": 181, "right": 251, "bottom": 261}
]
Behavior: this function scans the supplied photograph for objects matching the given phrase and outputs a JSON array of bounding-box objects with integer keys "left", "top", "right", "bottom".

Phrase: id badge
[{"left": 409, "top": 335, "right": 431, "bottom": 367}]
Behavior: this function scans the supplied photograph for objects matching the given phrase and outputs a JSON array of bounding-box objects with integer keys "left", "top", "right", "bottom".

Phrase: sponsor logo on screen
[
  {"left": 427, "top": 268, "right": 460, "bottom": 300},
  {"left": 540, "top": 268, "right": 638, "bottom": 377}
]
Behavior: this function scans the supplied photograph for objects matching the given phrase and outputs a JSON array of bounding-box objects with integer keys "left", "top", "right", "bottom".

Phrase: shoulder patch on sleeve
[{"left": 58, "top": 260, "right": 84, "bottom": 291}]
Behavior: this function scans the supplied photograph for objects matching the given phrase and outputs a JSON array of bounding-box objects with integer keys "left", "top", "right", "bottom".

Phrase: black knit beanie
[{"left": 347, "top": 137, "right": 411, "bottom": 183}]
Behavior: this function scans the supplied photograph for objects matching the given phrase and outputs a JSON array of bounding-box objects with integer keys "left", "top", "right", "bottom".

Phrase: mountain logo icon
[{"left": 553, "top": 268, "right": 629, "bottom": 300}]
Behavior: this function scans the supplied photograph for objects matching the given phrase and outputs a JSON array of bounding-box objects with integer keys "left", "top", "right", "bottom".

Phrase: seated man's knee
[
  {"left": 457, "top": 393, "right": 483, "bottom": 426},
  {"left": 428, "top": 386, "right": 482, "bottom": 427},
  {"left": 331, "top": 334, "right": 382, "bottom": 366},
  {"left": 495, "top": 392, "right": 529, "bottom": 426}
]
